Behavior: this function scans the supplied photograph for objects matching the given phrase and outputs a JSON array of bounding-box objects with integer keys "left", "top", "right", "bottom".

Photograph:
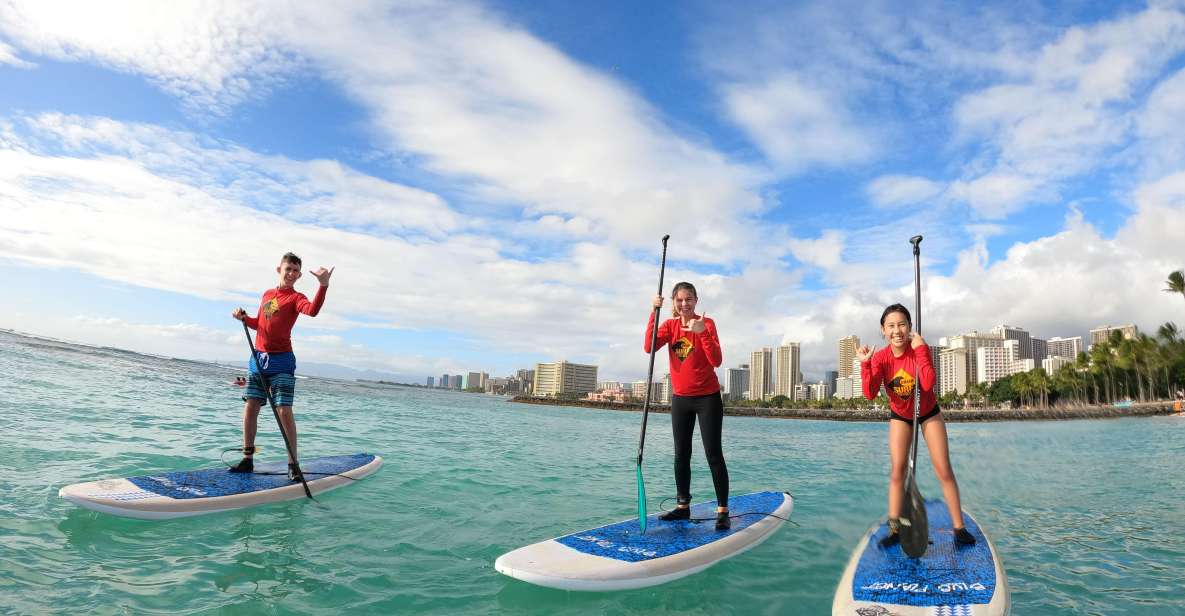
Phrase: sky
[{"left": 2, "top": 0, "right": 1185, "bottom": 385}]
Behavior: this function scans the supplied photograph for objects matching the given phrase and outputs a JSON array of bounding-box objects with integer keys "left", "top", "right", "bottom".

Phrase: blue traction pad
[
  {"left": 851, "top": 500, "right": 996, "bottom": 607},
  {"left": 555, "top": 490, "right": 787, "bottom": 563},
  {"left": 126, "top": 454, "right": 376, "bottom": 500}
]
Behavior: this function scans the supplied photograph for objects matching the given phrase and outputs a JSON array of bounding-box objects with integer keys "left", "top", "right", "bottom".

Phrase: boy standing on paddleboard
[{"left": 229, "top": 252, "right": 333, "bottom": 481}]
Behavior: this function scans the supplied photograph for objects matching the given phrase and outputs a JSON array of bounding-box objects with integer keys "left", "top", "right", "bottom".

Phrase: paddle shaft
[
  {"left": 241, "top": 322, "right": 315, "bottom": 500},
  {"left": 636, "top": 235, "right": 670, "bottom": 466},
  {"left": 908, "top": 235, "right": 923, "bottom": 476}
]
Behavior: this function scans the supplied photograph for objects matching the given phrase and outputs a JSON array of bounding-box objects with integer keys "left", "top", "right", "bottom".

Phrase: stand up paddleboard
[
  {"left": 833, "top": 500, "right": 1009, "bottom": 615},
  {"left": 60, "top": 453, "right": 382, "bottom": 520},
  {"left": 495, "top": 490, "right": 792, "bottom": 591}
]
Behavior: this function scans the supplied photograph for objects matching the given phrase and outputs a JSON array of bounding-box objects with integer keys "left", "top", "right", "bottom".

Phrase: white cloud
[
  {"left": 867, "top": 175, "right": 945, "bottom": 209},
  {"left": 0, "top": 1, "right": 774, "bottom": 262},
  {"left": 948, "top": 5, "right": 1185, "bottom": 215},
  {"left": 787, "top": 230, "right": 845, "bottom": 271},
  {"left": 0, "top": 38, "right": 32, "bottom": 68},
  {"left": 722, "top": 73, "right": 876, "bottom": 172},
  {"left": 0, "top": 1, "right": 296, "bottom": 114},
  {"left": 1138, "top": 66, "right": 1185, "bottom": 179}
]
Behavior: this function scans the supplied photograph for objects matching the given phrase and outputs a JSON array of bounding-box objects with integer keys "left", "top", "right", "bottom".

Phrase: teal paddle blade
[{"left": 636, "top": 464, "right": 647, "bottom": 534}]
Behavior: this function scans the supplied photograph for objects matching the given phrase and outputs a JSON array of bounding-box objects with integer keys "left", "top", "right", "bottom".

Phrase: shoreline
[{"left": 510, "top": 396, "right": 1179, "bottom": 422}]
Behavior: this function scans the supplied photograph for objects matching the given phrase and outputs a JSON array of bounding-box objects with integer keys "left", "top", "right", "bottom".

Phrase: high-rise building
[
  {"left": 775, "top": 343, "right": 801, "bottom": 399},
  {"left": 977, "top": 339, "right": 1037, "bottom": 385},
  {"left": 835, "top": 377, "right": 856, "bottom": 399},
  {"left": 927, "top": 344, "right": 945, "bottom": 394},
  {"left": 449, "top": 374, "right": 462, "bottom": 389},
  {"left": 977, "top": 342, "right": 1016, "bottom": 386},
  {"left": 426, "top": 376, "right": 435, "bottom": 388},
  {"left": 661, "top": 373, "right": 672, "bottom": 405},
  {"left": 464, "top": 371, "right": 489, "bottom": 390},
  {"left": 1042, "top": 356, "right": 1073, "bottom": 374},
  {"left": 749, "top": 348, "right": 773, "bottom": 401},
  {"left": 991, "top": 325, "right": 1032, "bottom": 359},
  {"left": 939, "top": 347, "right": 970, "bottom": 395},
  {"left": 794, "top": 383, "right": 809, "bottom": 402},
  {"left": 1047, "top": 336, "right": 1084, "bottom": 359},
  {"left": 1090, "top": 325, "right": 1138, "bottom": 348},
  {"left": 946, "top": 330, "right": 1003, "bottom": 391},
  {"left": 824, "top": 370, "right": 839, "bottom": 396},
  {"left": 727, "top": 364, "right": 751, "bottom": 402},
  {"left": 1030, "top": 338, "right": 1048, "bottom": 363},
  {"left": 838, "top": 335, "right": 860, "bottom": 379},
  {"left": 440, "top": 374, "right": 450, "bottom": 389},
  {"left": 630, "top": 380, "right": 662, "bottom": 400},
  {"left": 533, "top": 361, "right": 598, "bottom": 397},
  {"left": 515, "top": 368, "right": 535, "bottom": 394}
]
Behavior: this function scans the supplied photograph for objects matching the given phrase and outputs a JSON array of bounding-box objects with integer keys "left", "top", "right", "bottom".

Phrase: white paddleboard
[
  {"left": 60, "top": 453, "right": 382, "bottom": 520},
  {"left": 833, "top": 500, "right": 1010, "bottom": 615},
  {"left": 495, "top": 490, "right": 792, "bottom": 591}
]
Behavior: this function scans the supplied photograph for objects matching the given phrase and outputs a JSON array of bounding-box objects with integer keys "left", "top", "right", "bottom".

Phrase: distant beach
[{"left": 510, "top": 395, "right": 1179, "bottom": 422}]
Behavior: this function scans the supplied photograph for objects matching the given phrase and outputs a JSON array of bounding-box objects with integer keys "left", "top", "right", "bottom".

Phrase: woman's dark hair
[{"left": 880, "top": 303, "right": 912, "bottom": 326}]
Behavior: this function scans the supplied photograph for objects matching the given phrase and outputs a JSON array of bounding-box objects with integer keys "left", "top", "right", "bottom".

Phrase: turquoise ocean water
[{"left": 2, "top": 329, "right": 1183, "bottom": 614}]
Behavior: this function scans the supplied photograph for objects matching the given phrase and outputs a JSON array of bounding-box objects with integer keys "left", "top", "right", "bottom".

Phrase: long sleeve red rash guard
[
  {"left": 243, "top": 285, "right": 327, "bottom": 354},
  {"left": 644, "top": 315, "right": 723, "bottom": 397},
  {"left": 861, "top": 343, "right": 936, "bottom": 419}
]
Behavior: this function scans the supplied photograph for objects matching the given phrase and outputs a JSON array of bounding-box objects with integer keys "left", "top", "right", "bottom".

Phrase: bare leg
[
  {"left": 242, "top": 398, "right": 262, "bottom": 453},
  {"left": 277, "top": 405, "right": 298, "bottom": 463},
  {"left": 922, "top": 415, "right": 966, "bottom": 529},
  {"left": 886, "top": 419, "right": 913, "bottom": 520}
]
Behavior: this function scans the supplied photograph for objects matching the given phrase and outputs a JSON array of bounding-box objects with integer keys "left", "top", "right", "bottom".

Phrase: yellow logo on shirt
[
  {"left": 262, "top": 297, "right": 280, "bottom": 319},
  {"left": 672, "top": 336, "right": 694, "bottom": 360},
  {"left": 887, "top": 368, "right": 915, "bottom": 398}
]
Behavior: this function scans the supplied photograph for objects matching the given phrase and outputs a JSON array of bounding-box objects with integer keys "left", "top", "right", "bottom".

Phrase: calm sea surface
[{"left": 2, "top": 330, "right": 1183, "bottom": 615}]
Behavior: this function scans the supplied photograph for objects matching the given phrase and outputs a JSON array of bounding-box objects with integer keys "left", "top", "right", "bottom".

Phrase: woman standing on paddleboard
[
  {"left": 644, "top": 282, "right": 730, "bottom": 530},
  {"left": 858, "top": 303, "right": 975, "bottom": 547}
]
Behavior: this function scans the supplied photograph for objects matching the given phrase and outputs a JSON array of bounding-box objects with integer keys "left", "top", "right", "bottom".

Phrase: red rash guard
[
  {"left": 861, "top": 343, "right": 936, "bottom": 419},
  {"left": 644, "top": 315, "right": 722, "bottom": 397},
  {"left": 243, "top": 285, "right": 327, "bottom": 353}
]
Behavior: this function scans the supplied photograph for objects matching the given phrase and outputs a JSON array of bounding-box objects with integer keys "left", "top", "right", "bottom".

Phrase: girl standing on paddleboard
[
  {"left": 858, "top": 303, "right": 976, "bottom": 547},
  {"left": 644, "top": 282, "right": 730, "bottom": 530}
]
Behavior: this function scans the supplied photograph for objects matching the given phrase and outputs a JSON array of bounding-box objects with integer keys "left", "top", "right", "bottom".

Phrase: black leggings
[{"left": 670, "top": 392, "right": 729, "bottom": 508}]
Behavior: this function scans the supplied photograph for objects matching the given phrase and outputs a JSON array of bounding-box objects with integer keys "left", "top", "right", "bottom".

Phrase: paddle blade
[
  {"left": 899, "top": 478, "right": 929, "bottom": 558},
  {"left": 636, "top": 465, "right": 648, "bottom": 534}
]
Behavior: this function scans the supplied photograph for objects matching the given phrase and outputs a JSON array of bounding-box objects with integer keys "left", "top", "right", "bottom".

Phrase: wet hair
[
  {"left": 880, "top": 303, "right": 911, "bottom": 327},
  {"left": 671, "top": 282, "right": 698, "bottom": 317},
  {"left": 280, "top": 252, "right": 302, "bottom": 268}
]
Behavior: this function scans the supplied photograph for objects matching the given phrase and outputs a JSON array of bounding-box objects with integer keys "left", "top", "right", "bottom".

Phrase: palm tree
[{"left": 1166, "top": 270, "right": 1185, "bottom": 308}]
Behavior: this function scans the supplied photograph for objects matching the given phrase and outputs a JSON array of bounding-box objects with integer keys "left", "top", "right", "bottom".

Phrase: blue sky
[{"left": 2, "top": 1, "right": 1184, "bottom": 383}]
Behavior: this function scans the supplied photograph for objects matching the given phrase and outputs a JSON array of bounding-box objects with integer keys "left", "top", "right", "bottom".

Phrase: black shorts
[{"left": 889, "top": 405, "right": 941, "bottom": 425}]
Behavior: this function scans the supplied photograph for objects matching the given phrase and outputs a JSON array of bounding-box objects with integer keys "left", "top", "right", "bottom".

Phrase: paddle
[
  {"left": 241, "top": 322, "right": 315, "bottom": 501},
  {"left": 899, "top": 234, "right": 929, "bottom": 557},
  {"left": 636, "top": 234, "right": 670, "bottom": 534}
]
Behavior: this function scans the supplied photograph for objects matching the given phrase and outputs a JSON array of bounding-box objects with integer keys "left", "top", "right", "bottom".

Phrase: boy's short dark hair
[{"left": 280, "top": 252, "right": 302, "bottom": 268}]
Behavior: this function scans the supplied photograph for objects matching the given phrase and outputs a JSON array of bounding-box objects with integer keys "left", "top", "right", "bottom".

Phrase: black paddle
[
  {"left": 899, "top": 234, "right": 929, "bottom": 557},
  {"left": 636, "top": 234, "right": 670, "bottom": 533},
  {"left": 241, "top": 321, "right": 315, "bottom": 501}
]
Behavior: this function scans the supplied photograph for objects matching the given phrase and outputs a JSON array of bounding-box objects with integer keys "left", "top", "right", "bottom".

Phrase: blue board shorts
[{"left": 243, "top": 352, "right": 297, "bottom": 407}]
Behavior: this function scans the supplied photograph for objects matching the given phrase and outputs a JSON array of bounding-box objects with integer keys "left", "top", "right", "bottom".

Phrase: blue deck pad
[
  {"left": 555, "top": 491, "right": 786, "bottom": 563},
  {"left": 127, "top": 454, "right": 375, "bottom": 500},
  {"left": 852, "top": 500, "right": 996, "bottom": 607}
]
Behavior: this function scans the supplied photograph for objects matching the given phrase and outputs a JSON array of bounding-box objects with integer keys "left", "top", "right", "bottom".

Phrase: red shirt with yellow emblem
[
  {"left": 861, "top": 343, "right": 936, "bottom": 419},
  {"left": 644, "top": 315, "right": 722, "bottom": 397},
  {"left": 243, "top": 285, "right": 328, "bottom": 353}
]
